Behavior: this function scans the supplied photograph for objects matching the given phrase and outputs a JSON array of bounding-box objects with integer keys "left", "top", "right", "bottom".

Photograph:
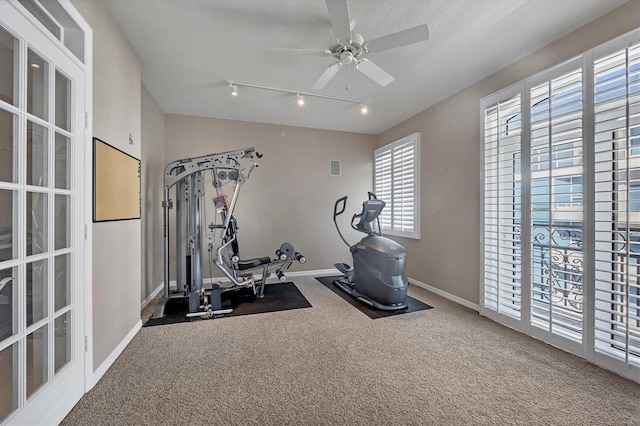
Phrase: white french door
[
  {"left": 0, "top": 2, "right": 86, "bottom": 424},
  {"left": 481, "top": 29, "right": 640, "bottom": 382}
]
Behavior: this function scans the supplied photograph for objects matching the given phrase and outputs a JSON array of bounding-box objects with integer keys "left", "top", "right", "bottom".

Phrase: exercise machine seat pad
[{"left": 237, "top": 256, "right": 271, "bottom": 271}]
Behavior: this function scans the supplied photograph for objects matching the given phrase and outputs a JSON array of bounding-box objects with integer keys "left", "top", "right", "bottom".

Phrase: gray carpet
[{"left": 62, "top": 277, "right": 640, "bottom": 425}]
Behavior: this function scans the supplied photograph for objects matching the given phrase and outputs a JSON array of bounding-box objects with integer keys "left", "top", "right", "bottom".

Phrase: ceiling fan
[{"left": 270, "top": 0, "right": 429, "bottom": 90}]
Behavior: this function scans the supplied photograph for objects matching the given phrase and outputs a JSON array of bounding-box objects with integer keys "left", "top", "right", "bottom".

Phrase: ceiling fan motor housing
[{"left": 332, "top": 31, "right": 365, "bottom": 63}]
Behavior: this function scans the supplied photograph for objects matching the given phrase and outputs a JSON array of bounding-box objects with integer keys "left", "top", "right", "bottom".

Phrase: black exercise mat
[
  {"left": 315, "top": 275, "right": 432, "bottom": 319},
  {"left": 144, "top": 282, "right": 311, "bottom": 327}
]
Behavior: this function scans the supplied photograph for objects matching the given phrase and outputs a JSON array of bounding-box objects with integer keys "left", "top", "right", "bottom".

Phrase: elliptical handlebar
[
  {"left": 333, "top": 196, "right": 352, "bottom": 248},
  {"left": 349, "top": 194, "right": 385, "bottom": 236},
  {"left": 369, "top": 192, "right": 383, "bottom": 236},
  {"left": 334, "top": 196, "right": 347, "bottom": 217}
]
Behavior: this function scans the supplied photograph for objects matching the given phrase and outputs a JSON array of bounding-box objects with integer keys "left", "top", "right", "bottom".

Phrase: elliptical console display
[{"left": 333, "top": 193, "right": 408, "bottom": 310}]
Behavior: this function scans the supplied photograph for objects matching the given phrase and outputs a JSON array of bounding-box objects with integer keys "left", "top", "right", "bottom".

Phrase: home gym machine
[
  {"left": 333, "top": 193, "right": 408, "bottom": 310},
  {"left": 152, "top": 147, "right": 306, "bottom": 320}
]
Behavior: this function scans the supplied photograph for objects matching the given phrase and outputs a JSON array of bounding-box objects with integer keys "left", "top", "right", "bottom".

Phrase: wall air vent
[{"left": 330, "top": 160, "right": 341, "bottom": 176}]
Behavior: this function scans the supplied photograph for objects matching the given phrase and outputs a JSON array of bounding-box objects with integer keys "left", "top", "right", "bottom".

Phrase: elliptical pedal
[
  {"left": 334, "top": 262, "right": 353, "bottom": 274},
  {"left": 356, "top": 296, "right": 374, "bottom": 307}
]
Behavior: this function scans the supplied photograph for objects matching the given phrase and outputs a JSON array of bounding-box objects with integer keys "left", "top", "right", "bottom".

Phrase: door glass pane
[
  {"left": 0, "top": 189, "right": 16, "bottom": 262},
  {"left": 26, "top": 191, "right": 47, "bottom": 256},
  {"left": 26, "top": 324, "right": 48, "bottom": 399},
  {"left": 54, "top": 311, "right": 70, "bottom": 373},
  {"left": 54, "top": 194, "right": 70, "bottom": 250},
  {"left": 55, "top": 70, "right": 70, "bottom": 131},
  {"left": 0, "top": 26, "right": 16, "bottom": 106},
  {"left": 54, "top": 253, "right": 69, "bottom": 311},
  {"left": 16, "top": 1, "right": 60, "bottom": 39},
  {"left": 0, "top": 109, "right": 17, "bottom": 183},
  {"left": 0, "top": 266, "right": 16, "bottom": 342},
  {"left": 27, "top": 121, "right": 47, "bottom": 187},
  {"left": 54, "top": 133, "right": 70, "bottom": 189},
  {"left": 26, "top": 259, "right": 47, "bottom": 327},
  {"left": 0, "top": 343, "right": 17, "bottom": 422},
  {"left": 27, "top": 49, "right": 48, "bottom": 120}
]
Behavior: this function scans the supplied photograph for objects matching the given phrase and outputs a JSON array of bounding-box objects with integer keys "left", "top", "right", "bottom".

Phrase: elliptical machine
[{"left": 333, "top": 193, "right": 408, "bottom": 310}]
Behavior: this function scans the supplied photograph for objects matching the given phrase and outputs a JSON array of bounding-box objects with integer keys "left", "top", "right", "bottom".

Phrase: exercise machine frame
[{"left": 152, "top": 147, "right": 305, "bottom": 320}]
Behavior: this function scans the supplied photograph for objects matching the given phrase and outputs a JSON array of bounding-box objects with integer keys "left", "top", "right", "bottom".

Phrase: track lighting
[{"left": 224, "top": 79, "right": 368, "bottom": 115}]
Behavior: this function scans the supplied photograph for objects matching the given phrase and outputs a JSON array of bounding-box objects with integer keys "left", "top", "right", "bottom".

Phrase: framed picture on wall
[{"left": 93, "top": 137, "right": 141, "bottom": 222}]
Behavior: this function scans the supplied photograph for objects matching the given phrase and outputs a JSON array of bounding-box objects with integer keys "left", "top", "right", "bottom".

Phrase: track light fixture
[{"left": 224, "top": 79, "right": 368, "bottom": 114}]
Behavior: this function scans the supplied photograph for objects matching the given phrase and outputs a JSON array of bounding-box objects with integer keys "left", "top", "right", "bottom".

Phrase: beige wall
[
  {"left": 164, "top": 114, "right": 376, "bottom": 277},
  {"left": 141, "top": 86, "right": 165, "bottom": 302},
  {"left": 377, "top": 0, "right": 640, "bottom": 305},
  {"left": 71, "top": 0, "right": 142, "bottom": 369}
]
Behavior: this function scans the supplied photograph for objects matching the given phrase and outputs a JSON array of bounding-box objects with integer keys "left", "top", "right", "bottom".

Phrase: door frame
[
  {"left": 54, "top": 0, "right": 95, "bottom": 393},
  {"left": 0, "top": 0, "right": 93, "bottom": 424}
]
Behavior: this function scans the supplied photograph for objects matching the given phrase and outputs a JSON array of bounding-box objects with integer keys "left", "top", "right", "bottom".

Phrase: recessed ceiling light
[
  {"left": 360, "top": 103, "right": 368, "bottom": 115},
  {"left": 297, "top": 94, "right": 305, "bottom": 106}
]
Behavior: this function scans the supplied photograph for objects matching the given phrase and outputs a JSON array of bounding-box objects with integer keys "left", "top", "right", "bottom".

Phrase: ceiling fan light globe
[{"left": 340, "top": 51, "right": 354, "bottom": 64}]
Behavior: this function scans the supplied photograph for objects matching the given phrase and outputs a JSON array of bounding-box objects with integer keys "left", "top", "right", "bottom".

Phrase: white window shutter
[
  {"left": 529, "top": 67, "right": 584, "bottom": 342},
  {"left": 482, "top": 94, "right": 523, "bottom": 318},
  {"left": 594, "top": 42, "right": 640, "bottom": 365},
  {"left": 374, "top": 133, "right": 420, "bottom": 239}
]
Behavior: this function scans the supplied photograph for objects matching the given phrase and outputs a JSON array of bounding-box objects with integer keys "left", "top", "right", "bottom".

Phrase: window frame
[{"left": 374, "top": 132, "right": 421, "bottom": 240}]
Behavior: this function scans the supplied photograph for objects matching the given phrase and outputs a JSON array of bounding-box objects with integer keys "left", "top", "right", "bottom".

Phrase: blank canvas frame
[{"left": 93, "top": 137, "right": 141, "bottom": 222}]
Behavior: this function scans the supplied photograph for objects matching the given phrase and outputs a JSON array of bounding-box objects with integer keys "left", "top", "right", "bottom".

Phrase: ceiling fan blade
[
  {"left": 269, "top": 48, "right": 332, "bottom": 57},
  {"left": 311, "top": 62, "right": 342, "bottom": 90},
  {"left": 364, "top": 24, "right": 430, "bottom": 54},
  {"left": 325, "top": 0, "right": 352, "bottom": 43},
  {"left": 354, "top": 59, "right": 394, "bottom": 86}
]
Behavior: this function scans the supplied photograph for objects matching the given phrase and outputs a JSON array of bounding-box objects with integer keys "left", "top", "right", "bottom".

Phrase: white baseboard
[
  {"left": 408, "top": 277, "right": 480, "bottom": 312},
  {"left": 89, "top": 319, "right": 142, "bottom": 389},
  {"left": 141, "top": 283, "right": 164, "bottom": 309}
]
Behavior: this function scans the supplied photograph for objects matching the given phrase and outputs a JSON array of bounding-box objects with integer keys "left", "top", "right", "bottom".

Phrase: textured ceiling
[{"left": 105, "top": 0, "right": 628, "bottom": 135}]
